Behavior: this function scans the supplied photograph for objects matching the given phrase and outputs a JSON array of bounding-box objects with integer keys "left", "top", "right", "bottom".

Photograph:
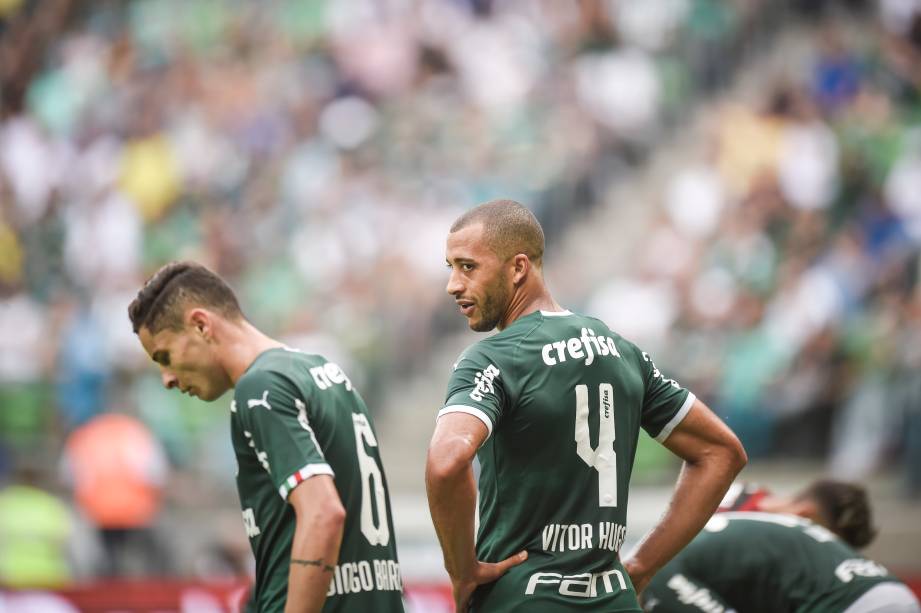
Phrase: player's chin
[
  {"left": 469, "top": 316, "right": 495, "bottom": 333},
  {"left": 196, "top": 386, "right": 222, "bottom": 402}
]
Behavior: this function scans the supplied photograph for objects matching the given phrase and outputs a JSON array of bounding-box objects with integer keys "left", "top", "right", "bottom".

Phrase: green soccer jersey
[
  {"left": 643, "top": 512, "right": 905, "bottom": 613},
  {"left": 440, "top": 310, "right": 695, "bottom": 612},
  {"left": 231, "top": 348, "right": 403, "bottom": 613}
]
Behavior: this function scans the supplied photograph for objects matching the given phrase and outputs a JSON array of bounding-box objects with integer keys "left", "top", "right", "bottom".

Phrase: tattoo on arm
[{"left": 291, "top": 558, "right": 335, "bottom": 572}]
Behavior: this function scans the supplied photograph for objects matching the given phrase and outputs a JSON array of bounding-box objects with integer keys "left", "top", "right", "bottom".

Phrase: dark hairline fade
[
  {"left": 449, "top": 199, "right": 545, "bottom": 265},
  {"left": 128, "top": 261, "right": 243, "bottom": 335},
  {"left": 797, "top": 479, "right": 878, "bottom": 549}
]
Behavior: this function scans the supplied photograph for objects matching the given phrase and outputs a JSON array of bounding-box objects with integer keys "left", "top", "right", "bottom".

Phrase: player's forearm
[
  {"left": 626, "top": 447, "right": 744, "bottom": 588},
  {"left": 284, "top": 507, "right": 345, "bottom": 613},
  {"left": 425, "top": 453, "right": 479, "bottom": 582}
]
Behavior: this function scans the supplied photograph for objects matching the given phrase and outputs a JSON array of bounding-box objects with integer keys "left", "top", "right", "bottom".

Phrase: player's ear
[
  {"left": 511, "top": 253, "right": 530, "bottom": 285},
  {"left": 188, "top": 308, "right": 214, "bottom": 340}
]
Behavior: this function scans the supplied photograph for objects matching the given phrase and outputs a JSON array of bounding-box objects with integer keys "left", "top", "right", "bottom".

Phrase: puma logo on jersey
[
  {"left": 470, "top": 364, "right": 500, "bottom": 402},
  {"left": 247, "top": 390, "right": 271, "bottom": 410},
  {"left": 541, "top": 328, "right": 621, "bottom": 367}
]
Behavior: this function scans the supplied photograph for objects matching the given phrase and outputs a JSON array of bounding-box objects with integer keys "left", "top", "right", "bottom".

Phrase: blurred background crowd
[{"left": 0, "top": 0, "right": 919, "bottom": 597}]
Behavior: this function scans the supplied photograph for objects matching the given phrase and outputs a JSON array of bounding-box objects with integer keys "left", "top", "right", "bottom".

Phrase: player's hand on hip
[
  {"left": 622, "top": 556, "right": 651, "bottom": 595},
  {"left": 452, "top": 550, "right": 528, "bottom": 612}
]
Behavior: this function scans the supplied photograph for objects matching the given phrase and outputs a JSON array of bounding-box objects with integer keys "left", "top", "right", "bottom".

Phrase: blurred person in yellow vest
[
  {"left": 0, "top": 461, "right": 73, "bottom": 588},
  {"left": 118, "top": 133, "right": 181, "bottom": 222},
  {"left": 61, "top": 412, "right": 170, "bottom": 577}
]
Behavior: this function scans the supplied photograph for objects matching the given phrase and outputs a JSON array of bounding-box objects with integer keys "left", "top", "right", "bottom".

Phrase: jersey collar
[{"left": 539, "top": 309, "right": 572, "bottom": 317}]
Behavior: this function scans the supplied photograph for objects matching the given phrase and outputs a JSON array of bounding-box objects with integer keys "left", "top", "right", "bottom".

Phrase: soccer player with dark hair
[
  {"left": 129, "top": 262, "right": 404, "bottom": 613},
  {"left": 718, "top": 479, "right": 877, "bottom": 548},
  {"left": 426, "top": 200, "right": 748, "bottom": 612},
  {"left": 642, "top": 486, "right": 920, "bottom": 612}
]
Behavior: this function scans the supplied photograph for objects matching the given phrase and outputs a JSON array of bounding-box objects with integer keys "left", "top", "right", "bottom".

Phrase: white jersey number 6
[{"left": 352, "top": 413, "right": 390, "bottom": 546}]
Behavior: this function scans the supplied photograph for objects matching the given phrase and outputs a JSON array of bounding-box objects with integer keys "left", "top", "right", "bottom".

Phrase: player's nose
[
  {"left": 161, "top": 370, "right": 179, "bottom": 390},
  {"left": 446, "top": 268, "right": 464, "bottom": 296}
]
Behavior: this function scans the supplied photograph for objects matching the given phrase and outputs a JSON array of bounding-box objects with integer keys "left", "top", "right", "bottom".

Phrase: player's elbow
[
  {"left": 722, "top": 435, "right": 748, "bottom": 477},
  {"left": 290, "top": 481, "right": 346, "bottom": 530},
  {"left": 687, "top": 431, "right": 747, "bottom": 480},
  {"left": 311, "top": 497, "right": 346, "bottom": 532},
  {"left": 425, "top": 439, "right": 472, "bottom": 486}
]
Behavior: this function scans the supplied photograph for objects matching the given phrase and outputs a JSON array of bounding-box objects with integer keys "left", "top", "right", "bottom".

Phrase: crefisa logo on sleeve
[{"left": 470, "top": 364, "right": 500, "bottom": 402}]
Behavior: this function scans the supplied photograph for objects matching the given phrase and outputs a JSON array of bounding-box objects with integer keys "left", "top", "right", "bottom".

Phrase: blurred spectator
[
  {"left": 575, "top": 47, "right": 662, "bottom": 142},
  {"left": 900, "top": 288, "right": 921, "bottom": 498},
  {"left": 664, "top": 163, "right": 727, "bottom": 239},
  {"left": 0, "top": 463, "right": 73, "bottom": 588},
  {"left": 884, "top": 129, "right": 921, "bottom": 239},
  {"left": 60, "top": 413, "right": 169, "bottom": 577},
  {"left": 53, "top": 299, "right": 109, "bottom": 430},
  {"left": 812, "top": 29, "right": 862, "bottom": 113},
  {"left": 776, "top": 106, "right": 840, "bottom": 210}
]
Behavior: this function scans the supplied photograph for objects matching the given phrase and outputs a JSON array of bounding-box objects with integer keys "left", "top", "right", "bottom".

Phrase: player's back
[
  {"left": 644, "top": 512, "right": 913, "bottom": 613},
  {"left": 232, "top": 348, "right": 403, "bottom": 612},
  {"left": 441, "top": 310, "right": 695, "bottom": 612}
]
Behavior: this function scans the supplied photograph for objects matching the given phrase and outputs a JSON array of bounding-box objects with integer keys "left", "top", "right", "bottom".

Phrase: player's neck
[
  {"left": 220, "top": 320, "right": 286, "bottom": 385},
  {"left": 498, "top": 280, "right": 561, "bottom": 330}
]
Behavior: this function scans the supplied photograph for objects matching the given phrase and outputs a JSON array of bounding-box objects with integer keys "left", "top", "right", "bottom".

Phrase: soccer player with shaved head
[
  {"left": 129, "top": 262, "right": 404, "bottom": 612},
  {"left": 426, "top": 199, "right": 748, "bottom": 612}
]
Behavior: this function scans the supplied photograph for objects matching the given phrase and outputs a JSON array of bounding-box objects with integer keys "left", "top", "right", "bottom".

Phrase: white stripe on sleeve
[
  {"left": 437, "top": 405, "right": 494, "bottom": 440},
  {"left": 654, "top": 392, "right": 697, "bottom": 443}
]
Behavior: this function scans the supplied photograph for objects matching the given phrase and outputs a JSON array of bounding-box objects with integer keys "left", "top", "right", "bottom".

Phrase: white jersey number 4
[{"left": 574, "top": 383, "right": 617, "bottom": 507}]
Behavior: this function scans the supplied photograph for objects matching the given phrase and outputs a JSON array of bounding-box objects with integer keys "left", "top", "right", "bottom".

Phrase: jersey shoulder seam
[
  {"left": 462, "top": 336, "right": 506, "bottom": 366},
  {"left": 505, "top": 316, "right": 546, "bottom": 405},
  {"left": 235, "top": 363, "right": 306, "bottom": 404}
]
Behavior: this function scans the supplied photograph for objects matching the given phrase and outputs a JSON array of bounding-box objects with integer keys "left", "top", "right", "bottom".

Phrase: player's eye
[{"left": 461, "top": 263, "right": 474, "bottom": 272}]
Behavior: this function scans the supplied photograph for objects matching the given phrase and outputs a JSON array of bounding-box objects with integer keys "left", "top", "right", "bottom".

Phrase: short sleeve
[
  {"left": 439, "top": 345, "right": 507, "bottom": 440},
  {"left": 234, "top": 369, "right": 333, "bottom": 500},
  {"left": 638, "top": 349, "right": 696, "bottom": 443}
]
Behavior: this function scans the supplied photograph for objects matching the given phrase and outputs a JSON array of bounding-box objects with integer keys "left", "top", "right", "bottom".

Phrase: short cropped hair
[
  {"left": 450, "top": 199, "right": 544, "bottom": 264},
  {"left": 798, "top": 480, "right": 877, "bottom": 548},
  {"left": 128, "top": 261, "right": 243, "bottom": 334}
]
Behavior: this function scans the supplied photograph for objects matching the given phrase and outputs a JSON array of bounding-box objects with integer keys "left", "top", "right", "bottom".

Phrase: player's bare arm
[
  {"left": 622, "top": 398, "right": 746, "bottom": 593},
  {"left": 284, "top": 474, "right": 346, "bottom": 613},
  {"left": 425, "top": 412, "right": 527, "bottom": 611}
]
